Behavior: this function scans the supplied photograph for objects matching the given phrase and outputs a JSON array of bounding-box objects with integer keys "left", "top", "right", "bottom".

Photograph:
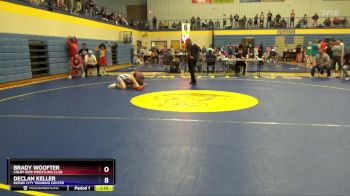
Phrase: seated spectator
[
  {"left": 163, "top": 21, "right": 169, "bottom": 30},
  {"left": 205, "top": 50, "right": 216, "bottom": 74},
  {"left": 69, "top": 54, "right": 85, "bottom": 79},
  {"left": 312, "top": 13, "right": 319, "bottom": 27},
  {"left": 342, "top": 50, "right": 350, "bottom": 80},
  {"left": 311, "top": 48, "right": 331, "bottom": 77},
  {"left": 84, "top": 50, "right": 100, "bottom": 77},
  {"left": 324, "top": 17, "right": 331, "bottom": 27},
  {"left": 171, "top": 22, "right": 177, "bottom": 30},
  {"left": 78, "top": 43, "right": 89, "bottom": 60},
  {"left": 280, "top": 18, "right": 287, "bottom": 28}
]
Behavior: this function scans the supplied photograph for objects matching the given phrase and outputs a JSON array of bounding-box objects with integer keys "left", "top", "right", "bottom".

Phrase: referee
[{"left": 186, "top": 38, "right": 200, "bottom": 85}]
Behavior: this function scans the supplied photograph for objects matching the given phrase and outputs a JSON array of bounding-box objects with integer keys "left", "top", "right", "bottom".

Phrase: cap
[{"left": 88, "top": 50, "right": 93, "bottom": 54}]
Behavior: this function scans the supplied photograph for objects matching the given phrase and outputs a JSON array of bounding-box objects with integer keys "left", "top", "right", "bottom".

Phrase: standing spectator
[
  {"left": 68, "top": 0, "right": 74, "bottom": 13},
  {"left": 68, "top": 54, "right": 85, "bottom": 79},
  {"left": 191, "top": 16, "right": 196, "bottom": 30},
  {"left": 223, "top": 14, "right": 227, "bottom": 29},
  {"left": 96, "top": 43, "right": 108, "bottom": 76},
  {"left": 152, "top": 16, "right": 157, "bottom": 30},
  {"left": 186, "top": 38, "right": 200, "bottom": 85},
  {"left": 205, "top": 50, "right": 216, "bottom": 74},
  {"left": 306, "top": 41, "right": 313, "bottom": 68},
  {"left": 247, "top": 18, "right": 253, "bottom": 29},
  {"left": 258, "top": 42, "right": 264, "bottom": 66},
  {"left": 242, "top": 15, "right": 247, "bottom": 29},
  {"left": 74, "top": 0, "right": 82, "bottom": 15},
  {"left": 229, "top": 14, "right": 234, "bottom": 29},
  {"left": 196, "top": 17, "right": 201, "bottom": 29},
  {"left": 254, "top": 14, "right": 258, "bottom": 28},
  {"left": 234, "top": 49, "right": 248, "bottom": 76},
  {"left": 312, "top": 13, "right": 319, "bottom": 27},
  {"left": 67, "top": 36, "right": 78, "bottom": 58},
  {"left": 332, "top": 39, "right": 344, "bottom": 78},
  {"left": 84, "top": 50, "right": 100, "bottom": 77},
  {"left": 234, "top": 13, "right": 239, "bottom": 29},
  {"left": 57, "top": 0, "right": 66, "bottom": 10},
  {"left": 276, "top": 13, "right": 281, "bottom": 25},
  {"left": 290, "top": 10, "right": 295, "bottom": 27},
  {"left": 342, "top": 49, "right": 350, "bottom": 80},
  {"left": 266, "top": 11, "right": 272, "bottom": 28},
  {"left": 311, "top": 48, "right": 331, "bottom": 77},
  {"left": 259, "top": 12, "right": 264, "bottom": 28},
  {"left": 325, "top": 40, "right": 334, "bottom": 65}
]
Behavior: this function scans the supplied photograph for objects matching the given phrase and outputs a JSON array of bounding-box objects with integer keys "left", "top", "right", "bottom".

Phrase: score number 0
[{"left": 103, "top": 166, "right": 110, "bottom": 184}]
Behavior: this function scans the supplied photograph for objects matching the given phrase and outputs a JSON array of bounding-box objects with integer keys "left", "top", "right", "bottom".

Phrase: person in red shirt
[
  {"left": 68, "top": 54, "right": 85, "bottom": 79},
  {"left": 67, "top": 36, "right": 78, "bottom": 58}
]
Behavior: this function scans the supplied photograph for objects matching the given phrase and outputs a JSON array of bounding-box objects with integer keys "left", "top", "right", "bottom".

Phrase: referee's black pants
[{"left": 188, "top": 59, "right": 197, "bottom": 83}]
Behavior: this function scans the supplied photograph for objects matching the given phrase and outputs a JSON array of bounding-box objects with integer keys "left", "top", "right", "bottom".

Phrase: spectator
[
  {"left": 67, "top": 0, "right": 74, "bottom": 13},
  {"left": 229, "top": 14, "right": 234, "bottom": 29},
  {"left": 242, "top": 15, "right": 247, "bottom": 29},
  {"left": 78, "top": 43, "right": 89, "bottom": 60},
  {"left": 68, "top": 54, "right": 85, "bottom": 79},
  {"left": 152, "top": 16, "right": 157, "bottom": 30},
  {"left": 302, "top": 14, "right": 308, "bottom": 28},
  {"left": 254, "top": 14, "right": 258, "bottom": 28},
  {"left": 267, "top": 11, "right": 272, "bottom": 28},
  {"left": 290, "top": 9, "right": 295, "bottom": 27},
  {"left": 57, "top": 0, "right": 66, "bottom": 10},
  {"left": 324, "top": 17, "right": 331, "bottom": 27},
  {"left": 223, "top": 14, "right": 227, "bottom": 29},
  {"left": 331, "top": 39, "right": 344, "bottom": 78},
  {"left": 234, "top": 49, "right": 247, "bottom": 76},
  {"left": 96, "top": 43, "right": 108, "bottom": 75},
  {"left": 74, "top": 0, "right": 82, "bottom": 15},
  {"left": 205, "top": 50, "right": 216, "bottom": 74},
  {"left": 281, "top": 18, "right": 287, "bottom": 28},
  {"left": 306, "top": 41, "right": 313, "bottom": 68},
  {"left": 276, "top": 13, "right": 281, "bottom": 24},
  {"left": 234, "top": 13, "right": 239, "bottom": 28},
  {"left": 342, "top": 49, "right": 350, "bottom": 80},
  {"left": 67, "top": 36, "right": 78, "bottom": 58},
  {"left": 311, "top": 48, "right": 331, "bottom": 77},
  {"left": 312, "top": 13, "right": 319, "bottom": 27},
  {"left": 171, "top": 22, "right": 177, "bottom": 30},
  {"left": 196, "top": 17, "right": 201, "bottom": 29},
  {"left": 259, "top": 12, "right": 264, "bottom": 28},
  {"left": 325, "top": 40, "right": 334, "bottom": 64},
  {"left": 84, "top": 50, "right": 100, "bottom": 77},
  {"left": 247, "top": 18, "right": 253, "bottom": 29},
  {"left": 191, "top": 16, "right": 196, "bottom": 29},
  {"left": 258, "top": 42, "right": 264, "bottom": 66}
]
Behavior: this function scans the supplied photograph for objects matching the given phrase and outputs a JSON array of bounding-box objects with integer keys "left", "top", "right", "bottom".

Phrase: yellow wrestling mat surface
[{"left": 130, "top": 90, "right": 259, "bottom": 112}]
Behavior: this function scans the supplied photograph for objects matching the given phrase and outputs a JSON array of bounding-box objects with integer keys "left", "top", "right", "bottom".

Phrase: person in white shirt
[{"left": 84, "top": 50, "right": 101, "bottom": 77}]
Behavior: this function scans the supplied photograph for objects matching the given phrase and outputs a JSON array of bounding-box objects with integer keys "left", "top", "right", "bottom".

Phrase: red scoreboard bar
[{"left": 7, "top": 158, "right": 116, "bottom": 192}]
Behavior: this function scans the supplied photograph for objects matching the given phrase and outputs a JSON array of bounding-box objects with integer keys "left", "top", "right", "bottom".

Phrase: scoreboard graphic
[{"left": 7, "top": 158, "right": 115, "bottom": 192}]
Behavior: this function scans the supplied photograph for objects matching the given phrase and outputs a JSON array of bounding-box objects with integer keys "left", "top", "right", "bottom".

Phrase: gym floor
[{"left": 0, "top": 74, "right": 350, "bottom": 196}]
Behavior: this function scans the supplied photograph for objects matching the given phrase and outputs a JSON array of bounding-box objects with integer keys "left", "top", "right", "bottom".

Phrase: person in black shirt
[
  {"left": 186, "top": 38, "right": 200, "bottom": 85},
  {"left": 342, "top": 52, "right": 350, "bottom": 80},
  {"left": 234, "top": 49, "right": 247, "bottom": 76},
  {"left": 79, "top": 43, "right": 89, "bottom": 60},
  {"left": 312, "top": 13, "right": 319, "bottom": 27},
  {"left": 206, "top": 50, "right": 216, "bottom": 74}
]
